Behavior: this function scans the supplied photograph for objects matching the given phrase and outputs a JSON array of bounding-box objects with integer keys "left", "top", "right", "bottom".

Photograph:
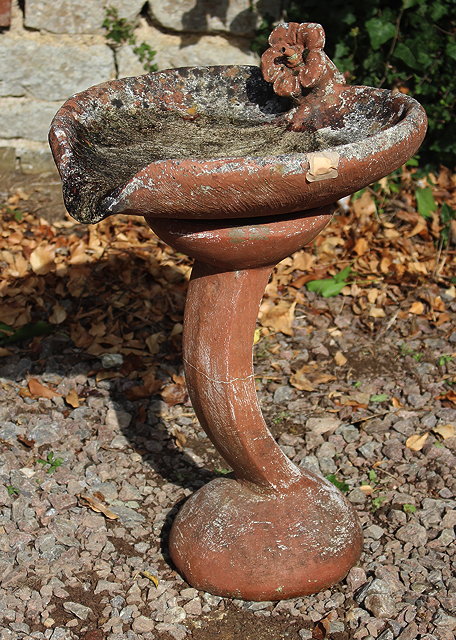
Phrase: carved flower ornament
[{"left": 261, "top": 22, "right": 327, "bottom": 98}]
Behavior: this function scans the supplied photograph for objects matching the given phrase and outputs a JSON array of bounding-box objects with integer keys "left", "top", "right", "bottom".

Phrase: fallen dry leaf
[
  {"left": 405, "top": 432, "right": 429, "bottom": 451},
  {"left": 352, "top": 190, "right": 377, "bottom": 217},
  {"left": 28, "top": 378, "right": 60, "bottom": 399},
  {"left": 289, "top": 368, "right": 315, "bottom": 391},
  {"left": 17, "top": 434, "right": 35, "bottom": 448},
  {"left": 359, "top": 485, "right": 374, "bottom": 495},
  {"left": 259, "top": 299, "right": 296, "bottom": 336},
  {"left": 334, "top": 351, "right": 347, "bottom": 366},
  {"left": 161, "top": 383, "right": 187, "bottom": 406},
  {"left": 432, "top": 424, "right": 455, "bottom": 439},
  {"left": 48, "top": 303, "right": 67, "bottom": 325},
  {"left": 353, "top": 237, "right": 369, "bottom": 256},
  {"left": 369, "top": 307, "right": 386, "bottom": 318},
  {"left": 65, "top": 389, "right": 80, "bottom": 408},
  {"left": 29, "top": 244, "right": 55, "bottom": 275},
  {"left": 78, "top": 494, "right": 119, "bottom": 520},
  {"left": 408, "top": 301, "right": 425, "bottom": 315},
  {"left": 140, "top": 571, "right": 159, "bottom": 587},
  {"left": 171, "top": 427, "right": 187, "bottom": 449}
]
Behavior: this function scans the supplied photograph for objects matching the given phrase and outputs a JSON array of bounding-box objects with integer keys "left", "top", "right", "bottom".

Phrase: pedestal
[{"left": 147, "top": 206, "right": 362, "bottom": 601}]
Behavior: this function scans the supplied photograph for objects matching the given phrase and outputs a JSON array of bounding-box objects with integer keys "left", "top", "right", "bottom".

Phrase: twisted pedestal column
[{"left": 147, "top": 207, "right": 362, "bottom": 601}]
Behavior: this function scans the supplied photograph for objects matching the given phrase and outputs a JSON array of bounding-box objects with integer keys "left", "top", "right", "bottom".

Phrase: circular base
[{"left": 169, "top": 475, "right": 362, "bottom": 601}]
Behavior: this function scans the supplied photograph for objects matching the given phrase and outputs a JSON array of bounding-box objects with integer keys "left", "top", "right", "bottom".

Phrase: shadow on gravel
[{"left": 0, "top": 248, "right": 217, "bottom": 496}]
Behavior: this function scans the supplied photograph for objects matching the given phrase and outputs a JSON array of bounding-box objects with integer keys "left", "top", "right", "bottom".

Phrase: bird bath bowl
[{"left": 50, "top": 22, "right": 426, "bottom": 601}]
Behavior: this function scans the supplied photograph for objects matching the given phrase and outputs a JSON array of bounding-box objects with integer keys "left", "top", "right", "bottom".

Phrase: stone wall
[{"left": 0, "top": 0, "right": 280, "bottom": 175}]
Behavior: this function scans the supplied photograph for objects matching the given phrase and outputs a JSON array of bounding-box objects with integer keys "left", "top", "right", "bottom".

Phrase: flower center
[{"left": 281, "top": 46, "right": 309, "bottom": 68}]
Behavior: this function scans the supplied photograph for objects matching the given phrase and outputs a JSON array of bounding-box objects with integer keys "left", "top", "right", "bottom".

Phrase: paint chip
[{"left": 306, "top": 152, "right": 340, "bottom": 182}]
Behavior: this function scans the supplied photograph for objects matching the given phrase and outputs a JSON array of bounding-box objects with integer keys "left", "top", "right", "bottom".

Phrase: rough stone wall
[{"left": 0, "top": 0, "right": 280, "bottom": 175}]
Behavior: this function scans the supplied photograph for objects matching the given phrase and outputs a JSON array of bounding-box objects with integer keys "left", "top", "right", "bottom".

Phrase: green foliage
[
  {"left": 0, "top": 321, "right": 52, "bottom": 346},
  {"left": 368, "top": 469, "right": 378, "bottom": 483},
  {"left": 133, "top": 42, "right": 158, "bottom": 73},
  {"left": 253, "top": 0, "right": 456, "bottom": 165},
  {"left": 371, "top": 495, "right": 387, "bottom": 510},
  {"left": 104, "top": 6, "right": 157, "bottom": 73},
  {"left": 403, "top": 503, "right": 417, "bottom": 513},
  {"left": 370, "top": 393, "right": 389, "bottom": 403},
  {"left": 415, "top": 187, "right": 437, "bottom": 219},
  {"left": 440, "top": 204, "right": 456, "bottom": 247},
  {"left": 37, "top": 451, "right": 64, "bottom": 474},
  {"left": 272, "top": 410, "right": 290, "bottom": 424},
  {"left": 326, "top": 474, "right": 350, "bottom": 493},
  {"left": 6, "top": 485, "right": 20, "bottom": 496},
  {"left": 399, "top": 343, "right": 423, "bottom": 361},
  {"left": 103, "top": 7, "right": 136, "bottom": 45},
  {"left": 306, "top": 265, "right": 352, "bottom": 297}
]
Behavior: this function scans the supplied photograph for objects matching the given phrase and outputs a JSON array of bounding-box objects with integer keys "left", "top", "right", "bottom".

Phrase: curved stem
[{"left": 183, "top": 261, "right": 302, "bottom": 493}]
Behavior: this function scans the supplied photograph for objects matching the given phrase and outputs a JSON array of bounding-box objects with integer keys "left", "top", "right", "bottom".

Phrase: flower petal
[
  {"left": 299, "top": 23, "right": 325, "bottom": 50},
  {"left": 268, "top": 23, "right": 290, "bottom": 46},
  {"left": 261, "top": 48, "right": 284, "bottom": 82},
  {"left": 269, "top": 22, "right": 300, "bottom": 46},
  {"left": 273, "top": 72, "right": 301, "bottom": 97},
  {"left": 298, "top": 51, "right": 326, "bottom": 87}
]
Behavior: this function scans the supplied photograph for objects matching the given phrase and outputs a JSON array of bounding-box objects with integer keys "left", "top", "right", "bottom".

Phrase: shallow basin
[{"left": 49, "top": 65, "right": 426, "bottom": 224}]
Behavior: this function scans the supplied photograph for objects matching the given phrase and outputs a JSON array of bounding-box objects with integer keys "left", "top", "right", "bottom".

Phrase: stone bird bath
[{"left": 49, "top": 22, "right": 426, "bottom": 601}]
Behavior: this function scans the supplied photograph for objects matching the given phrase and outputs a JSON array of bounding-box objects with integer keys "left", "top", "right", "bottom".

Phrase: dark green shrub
[{"left": 253, "top": 0, "right": 456, "bottom": 166}]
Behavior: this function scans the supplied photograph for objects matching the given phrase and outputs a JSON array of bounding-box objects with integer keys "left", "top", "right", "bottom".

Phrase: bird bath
[{"left": 49, "top": 22, "right": 426, "bottom": 601}]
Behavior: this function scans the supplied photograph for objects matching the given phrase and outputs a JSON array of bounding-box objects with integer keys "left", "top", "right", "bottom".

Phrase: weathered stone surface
[
  {"left": 0, "top": 37, "right": 114, "bottom": 101},
  {"left": 62, "top": 601, "right": 92, "bottom": 620},
  {"left": 0, "top": 146, "right": 16, "bottom": 172},
  {"left": 148, "top": 0, "right": 280, "bottom": 36},
  {"left": 117, "top": 28, "right": 257, "bottom": 77},
  {"left": 25, "top": 0, "right": 144, "bottom": 34},
  {"left": 0, "top": 99, "right": 60, "bottom": 141},
  {"left": 131, "top": 615, "right": 155, "bottom": 633}
]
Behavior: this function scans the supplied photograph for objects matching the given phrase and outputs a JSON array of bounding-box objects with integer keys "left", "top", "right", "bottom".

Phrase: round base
[{"left": 169, "top": 475, "right": 362, "bottom": 601}]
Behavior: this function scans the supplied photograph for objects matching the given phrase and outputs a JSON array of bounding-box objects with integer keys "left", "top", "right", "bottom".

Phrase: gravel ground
[{"left": 0, "top": 277, "right": 455, "bottom": 640}]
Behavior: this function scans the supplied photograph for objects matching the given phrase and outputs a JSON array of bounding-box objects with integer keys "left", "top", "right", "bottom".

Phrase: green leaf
[
  {"left": 403, "top": 503, "right": 417, "bottom": 513},
  {"left": 0, "top": 322, "right": 14, "bottom": 337},
  {"left": 365, "top": 18, "right": 396, "bottom": 50},
  {"left": 306, "top": 266, "right": 352, "bottom": 298},
  {"left": 306, "top": 279, "right": 347, "bottom": 298},
  {"left": 393, "top": 42, "right": 419, "bottom": 69},
  {"left": 334, "top": 265, "right": 352, "bottom": 283},
  {"left": 370, "top": 393, "right": 390, "bottom": 403},
  {"left": 406, "top": 156, "right": 419, "bottom": 167},
  {"left": 371, "top": 496, "right": 387, "bottom": 511},
  {"left": 368, "top": 469, "right": 378, "bottom": 482},
  {"left": 447, "top": 41, "right": 456, "bottom": 62},
  {"left": 326, "top": 474, "right": 350, "bottom": 493},
  {"left": 0, "top": 321, "right": 53, "bottom": 346},
  {"left": 415, "top": 187, "right": 437, "bottom": 218}
]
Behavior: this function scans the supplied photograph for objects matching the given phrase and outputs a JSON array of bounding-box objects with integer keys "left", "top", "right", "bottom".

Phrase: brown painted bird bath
[{"left": 49, "top": 22, "right": 427, "bottom": 601}]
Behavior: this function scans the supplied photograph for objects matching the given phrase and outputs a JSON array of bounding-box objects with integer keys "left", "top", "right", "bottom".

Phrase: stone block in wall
[
  {"left": 0, "top": 146, "right": 16, "bottom": 172},
  {"left": 117, "top": 27, "right": 258, "bottom": 77},
  {"left": 16, "top": 142, "right": 56, "bottom": 174},
  {"left": 24, "top": 0, "right": 145, "bottom": 34},
  {"left": 0, "top": 98, "right": 62, "bottom": 141},
  {"left": 0, "top": 37, "right": 114, "bottom": 101},
  {"left": 0, "top": 0, "right": 12, "bottom": 27},
  {"left": 148, "top": 0, "right": 281, "bottom": 36}
]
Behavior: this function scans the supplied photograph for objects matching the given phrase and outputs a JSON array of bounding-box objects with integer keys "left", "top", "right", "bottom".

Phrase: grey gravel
[{"left": 0, "top": 279, "right": 454, "bottom": 640}]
